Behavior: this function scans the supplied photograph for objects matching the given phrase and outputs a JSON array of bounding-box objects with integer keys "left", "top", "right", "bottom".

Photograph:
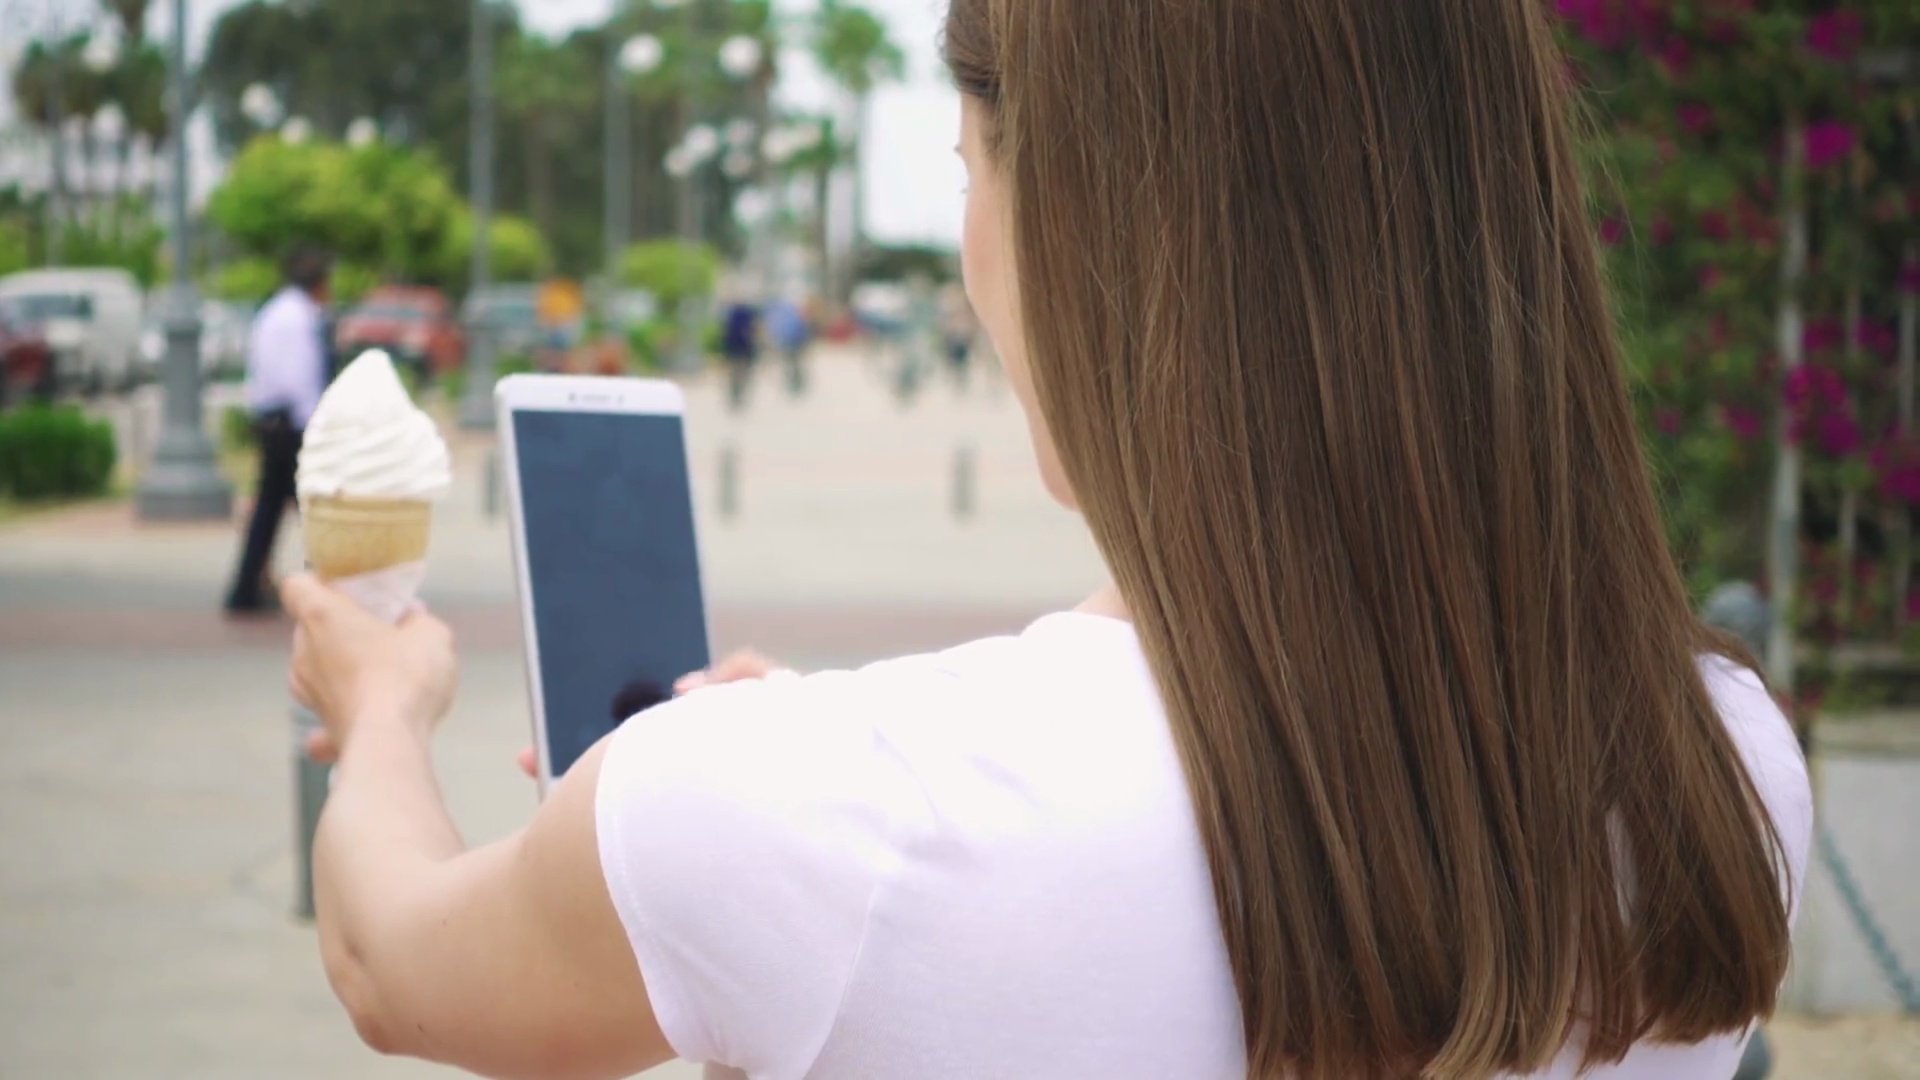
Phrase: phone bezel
[{"left": 494, "top": 373, "right": 712, "bottom": 796}]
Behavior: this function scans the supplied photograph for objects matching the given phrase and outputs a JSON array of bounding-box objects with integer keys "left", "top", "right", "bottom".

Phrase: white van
[{"left": 0, "top": 268, "right": 145, "bottom": 393}]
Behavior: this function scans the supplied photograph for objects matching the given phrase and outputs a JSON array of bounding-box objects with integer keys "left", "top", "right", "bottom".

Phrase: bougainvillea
[{"left": 1553, "top": 2, "right": 1918, "bottom": 677}]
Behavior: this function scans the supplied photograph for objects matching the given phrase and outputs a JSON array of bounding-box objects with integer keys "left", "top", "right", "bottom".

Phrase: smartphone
[{"left": 496, "top": 374, "right": 711, "bottom": 794}]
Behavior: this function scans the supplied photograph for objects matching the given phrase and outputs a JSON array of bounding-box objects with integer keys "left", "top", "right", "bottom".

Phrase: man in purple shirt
[{"left": 224, "top": 249, "right": 331, "bottom": 615}]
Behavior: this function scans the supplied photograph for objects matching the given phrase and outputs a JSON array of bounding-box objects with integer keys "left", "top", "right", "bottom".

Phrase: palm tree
[
  {"left": 497, "top": 35, "right": 594, "bottom": 243},
  {"left": 808, "top": 0, "right": 904, "bottom": 301},
  {"left": 102, "top": 0, "right": 150, "bottom": 44}
]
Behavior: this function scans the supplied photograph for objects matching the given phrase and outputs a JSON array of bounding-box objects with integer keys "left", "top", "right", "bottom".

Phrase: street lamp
[
  {"left": 241, "top": 83, "right": 283, "bottom": 129},
  {"left": 280, "top": 116, "right": 313, "bottom": 145},
  {"left": 345, "top": 117, "right": 379, "bottom": 148},
  {"left": 606, "top": 34, "right": 664, "bottom": 297},
  {"left": 457, "top": 0, "right": 499, "bottom": 430},
  {"left": 82, "top": 33, "right": 120, "bottom": 75},
  {"left": 136, "top": 0, "right": 233, "bottom": 521}
]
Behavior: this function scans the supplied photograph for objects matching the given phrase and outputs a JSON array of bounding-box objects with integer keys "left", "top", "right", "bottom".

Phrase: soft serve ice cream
[
  {"left": 297, "top": 350, "right": 452, "bottom": 622},
  {"left": 298, "top": 350, "right": 452, "bottom": 505}
]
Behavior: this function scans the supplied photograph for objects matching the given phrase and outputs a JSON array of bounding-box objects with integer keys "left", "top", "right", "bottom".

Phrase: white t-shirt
[{"left": 595, "top": 613, "right": 1812, "bottom": 1080}]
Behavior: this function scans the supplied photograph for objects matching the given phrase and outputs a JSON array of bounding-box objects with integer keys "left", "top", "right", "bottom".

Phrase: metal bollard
[
  {"left": 483, "top": 446, "right": 501, "bottom": 521},
  {"left": 292, "top": 706, "right": 331, "bottom": 921},
  {"left": 952, "top": 442, "right": 977, "bottom": 521},
  {"left": 720, "top": 443, "right": 740, "bottom": 520}
]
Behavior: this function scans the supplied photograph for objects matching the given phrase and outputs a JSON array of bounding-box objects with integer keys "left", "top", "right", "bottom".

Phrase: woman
[{"left": 287, "top": 2, "right": 1811, "bottom": 1077}]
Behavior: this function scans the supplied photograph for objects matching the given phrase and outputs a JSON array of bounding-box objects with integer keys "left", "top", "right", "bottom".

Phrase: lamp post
[
  {"left": 606, "top": 34, "right": 664, "bottom": 299},
  {"left": 457, "top": 0, "right": 498, "bottom": 430},
  {"left": 661, "top": 32, "right": 763, "bottom": 372},
  {"left": 135, "top": 0, "right": 233, "bottom": 521}
]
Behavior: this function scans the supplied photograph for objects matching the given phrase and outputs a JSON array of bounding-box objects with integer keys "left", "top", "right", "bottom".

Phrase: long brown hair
[{"left": 946, "top": 1, "right": 1792, "bottom": 1076}]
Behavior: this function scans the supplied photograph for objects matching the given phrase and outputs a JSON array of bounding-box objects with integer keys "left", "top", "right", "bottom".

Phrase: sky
[{"left": 163, "top": 0, "right": 968, "bottom": 245}]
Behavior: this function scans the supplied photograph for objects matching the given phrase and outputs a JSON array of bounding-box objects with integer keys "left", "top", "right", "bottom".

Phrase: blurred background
[{"left": 0, "top": 1, "right": 1914, "bottom": 1076}]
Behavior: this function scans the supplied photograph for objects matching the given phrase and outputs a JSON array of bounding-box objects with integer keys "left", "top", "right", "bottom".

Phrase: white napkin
[{"left": 330, "top": 561, "right": 429, "bottom": 625}]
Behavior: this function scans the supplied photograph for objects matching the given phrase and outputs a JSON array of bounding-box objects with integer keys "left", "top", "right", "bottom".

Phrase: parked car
[
  {"left": 462, "top": 284, "right": 543, "bottom": 357},
  {"left": 0, "top": 268, "right": 144, "bottom": 394},
  {"left": 0, "top": 298, "right": 55, "bottom": 405},
  {"left": 335, "top": 286, "right": 465, "bottom": 379},
  {"left": 138, "top": 300, "right": 252, "bottom": 381}
]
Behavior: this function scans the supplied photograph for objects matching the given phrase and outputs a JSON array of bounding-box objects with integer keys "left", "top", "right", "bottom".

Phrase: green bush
[
  {"left": 626, "top": 317, "right": 679, "bottom": 372},
  {"left": 0, "top": 406, "right": 117, "bottom": 500},
  {"left": 209, "top": 257, "right": 280, "bottom": 304},
  {"left": 618, "top": 241, "right": 720, "bottom": 310},
  {"left": 220, "top": 404, "right": 257, "bottom": 454}
]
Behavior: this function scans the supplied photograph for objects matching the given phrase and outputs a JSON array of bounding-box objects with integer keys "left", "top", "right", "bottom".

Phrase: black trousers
[{"left": 225, "top": 411, "right": 303, "bottom": 610}]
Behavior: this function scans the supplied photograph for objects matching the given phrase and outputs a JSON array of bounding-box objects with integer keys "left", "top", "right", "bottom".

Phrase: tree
[
  {"left": 102, "top": 0, "right": 150, "bottom": 45},
  {"left": 809, "top": 0, "right": 905, "bottom": 300},
  {"left": 496, "top": 35, "right": 594, "bottom": 245},
  {"left": 201, "top": 0, "right": 513, "bottom": 165},
  {"left": 207, "top": 136, "right": 465, "bottom": 287}
]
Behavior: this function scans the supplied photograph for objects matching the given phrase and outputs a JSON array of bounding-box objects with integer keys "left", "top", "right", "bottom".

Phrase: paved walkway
[{"left": 2, "top": 350, "right": 1914, "bottom": 1076}]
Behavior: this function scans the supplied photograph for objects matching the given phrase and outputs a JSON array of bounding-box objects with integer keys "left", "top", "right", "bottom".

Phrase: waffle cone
[{"left": 303, "top": 496, "right": 433, "bottom": 580}]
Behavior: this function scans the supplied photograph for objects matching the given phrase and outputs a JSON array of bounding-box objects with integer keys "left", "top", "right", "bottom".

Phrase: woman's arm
[{"left": 287, "top": 576, "right": 673, "bottom": 1080}]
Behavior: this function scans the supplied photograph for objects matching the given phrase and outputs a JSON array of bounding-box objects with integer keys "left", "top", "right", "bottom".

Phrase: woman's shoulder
[{"left": 1695, "top": 654, "right": 1814, "bottom": 904}]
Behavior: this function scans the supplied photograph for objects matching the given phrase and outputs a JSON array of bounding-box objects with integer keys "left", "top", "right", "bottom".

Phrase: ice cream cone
[{"left": 303, "top": 495, "right": 433, "bottom": 581}]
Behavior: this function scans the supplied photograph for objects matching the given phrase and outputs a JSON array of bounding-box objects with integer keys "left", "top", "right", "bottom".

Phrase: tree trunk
[
  {"left": 526, "top": 117, "right": 556, "bottom": 251},
  {"left": 847, "top": 89, "right": 870, "bottom": 304},
  {"left": 814, "top": 161, "right": 832, "bottom": 305}
]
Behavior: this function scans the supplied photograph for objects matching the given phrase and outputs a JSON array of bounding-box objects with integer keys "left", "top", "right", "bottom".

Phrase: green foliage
[
  {"left": 619, "top": 241, "right": 720, "bottom": 309},
  {"left": 810, "top": 0, "right": 907, "bottom": 94},
  {"left": 208, "top": 257, "right": 280, "bottom": 304},
  {"left": 54, "top": 209, "right": 165, "bottom": 288},
  {"left": 1554, "top": 2, "right": 1920, "bottom": 677},
  {"left": 331, "top": 263, "right": 383, "bottom": 307},
  {"left": 439, "top": 214, "right": 553, "bottom": 288},
  {"left": 0, "top": 406, "right": 116, "bottom": 500},
  {"left": 626, "top": 317, "right": 681, "bottom": 372},
  {"left": 0, "top": 219, "right": 29, "bottom": 279},
  {"left": 220, "top": 404, "right": 258, "bottom": 455},
  {"left": 857, "top": 243, "right": 956, "bottom": 285},
  {"left": 207, "top": 137, "right": 464, "bottom": 286}
]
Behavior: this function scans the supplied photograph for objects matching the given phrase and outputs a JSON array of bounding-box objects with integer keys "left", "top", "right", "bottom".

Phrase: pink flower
[
  {"left": 1722, "top": 405, "right": 1765, "bottom": 442},
  {"left": 1815, "top": 411, "right": 1862, "bottom": 457},
  {"left": 1804, "top": 120, "right": 1856, "bottom": 170},
  {"left": 1697, "top": 264, "right": 1725, "bottom": 292},
  {"left": 1699, "top": 210, "right": 1732, "bottom": 241},
  {"left": 1803, "top": 317, "right": 1844, "bottom": 355},
  {"left": 1805, "top": 11, "right": 1864, "bottom": 63},
  {"left": 1900, "top": 260, "right": 1920, "bottom": 296},
  {"left": 1677, "top": 102, "right": 1716, "bottom": 136},
  {"left": 1599, "top": 215, "right": 1628, "bottom": 246},
  {"left": 1856, "top": 319, "right": 1897, "bottom": 358},
  {"left": 1555, "top": 0, "right": 1668, "bottom": 50},
  {"left": 1650, "top": 215, "right": 1676, "bottom": 247},
  {"left": 1905, "top": 586, "right": 1920, "bottom": 623},
  {"left": 1655, "top": 408, "right": 1684, "bottom": 437},
  {"left": 1873, "top": 439, "right": 1920, "bottom": 505},
  {"left": 1784, "top": 363, "right": 1845, "bottom": 409},
  {"left": 1810, "top": 575, "right": 1840, "bottom": 606},
  {"left": 1655, "top": 36, "right": 1693, "bottom": 80}
]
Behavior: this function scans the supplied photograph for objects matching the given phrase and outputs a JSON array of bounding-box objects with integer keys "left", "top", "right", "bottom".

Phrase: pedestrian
[
  {"left": 285, "top": 4, "right": 1810, "bottom": 1078},
  {"left": 766, "top": 293, "right": 812, "bottom": 398},
  {"left": 223, "top": 248, "right": 331, "bottom": 615},
  {"left": 939, "top": 282, "right": 977, "bottom": 392},
  {"left": 719, "top": 287, "right": 760, "bottom": 413}
]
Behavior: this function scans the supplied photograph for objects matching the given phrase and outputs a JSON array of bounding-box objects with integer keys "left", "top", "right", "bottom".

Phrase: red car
[
  {"left": 335, "top": 286, "right": 466, "bottom": 380},
  {"left": 0, "top": 298, "right": 55, "bottom": 405}
]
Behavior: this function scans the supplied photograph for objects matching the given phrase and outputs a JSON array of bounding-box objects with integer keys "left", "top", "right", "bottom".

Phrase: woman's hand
[
  {"left": 285, "top": 573, "right": 459, "bottom": 765},
  {"left": 513, "top": 649, "right": 785, "bottom": 778}
]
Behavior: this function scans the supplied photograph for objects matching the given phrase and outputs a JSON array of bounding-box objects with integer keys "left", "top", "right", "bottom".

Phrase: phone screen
[{"left": 511, "top": 407, "right": 709, "bottom": 779}]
